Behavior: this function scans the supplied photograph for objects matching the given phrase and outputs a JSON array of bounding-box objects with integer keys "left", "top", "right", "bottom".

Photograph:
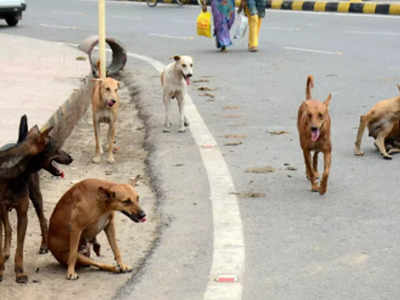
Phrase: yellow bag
[{"left": 197, "top": 11, "right": 212, "bottom": 38}]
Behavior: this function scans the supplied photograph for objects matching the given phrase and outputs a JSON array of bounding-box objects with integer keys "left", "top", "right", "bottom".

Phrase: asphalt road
[{"left": 4, "top": 1, "right": 400, "bottom": 299}]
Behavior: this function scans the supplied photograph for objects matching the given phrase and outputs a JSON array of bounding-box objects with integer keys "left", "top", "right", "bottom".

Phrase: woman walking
[
  {"left": 239, "top": 0, "right": 267, "bottom": 52},
  {"left": 202, "top": 0, "right": 235, "bottom": 52}
]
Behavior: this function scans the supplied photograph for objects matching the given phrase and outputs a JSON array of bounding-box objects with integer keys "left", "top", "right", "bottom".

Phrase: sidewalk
[
  {"left": 0, "top": 33, "right": 89, "bottom": 144},
  {"left": 0, "top": 34, "right": 158, "bottom": 299}
]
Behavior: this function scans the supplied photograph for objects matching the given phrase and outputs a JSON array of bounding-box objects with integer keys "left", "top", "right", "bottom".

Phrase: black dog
[{"left": 0, "top": 115, "right": 72, "bottom": 283}]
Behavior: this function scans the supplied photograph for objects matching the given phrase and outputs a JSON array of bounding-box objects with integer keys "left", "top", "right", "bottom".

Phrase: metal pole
[{"left": 98, "top": 0, "right": 106, "bottom": 79}]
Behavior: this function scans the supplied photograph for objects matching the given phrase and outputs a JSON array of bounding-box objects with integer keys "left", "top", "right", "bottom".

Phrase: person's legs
[{"left": 211, "top": 0, "right": 233, "bottom": 49}]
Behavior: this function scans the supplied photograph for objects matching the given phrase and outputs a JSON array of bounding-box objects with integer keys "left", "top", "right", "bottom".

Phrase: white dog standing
[{"left": 161, "top": 55, "right": 193, "bottom": 133}]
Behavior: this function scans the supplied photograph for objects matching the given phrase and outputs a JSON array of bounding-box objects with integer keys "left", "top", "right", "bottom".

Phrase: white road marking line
[
  {"left": 345, "top": 30, "right": 400, "bottom": 36},
  {"left": 149, "top": 33, "right": 194, "bottom": 40},
  {"left": 126, "top": 51, "right": 245, "bottom": 300},
  {"left": 268, "top": 26, "right": 301, "bottom": 31},
  {"left": 284, "top": 46, "right": 343, "bottom": 55},
  {"left": 40, "top": 23, "right": 77, "bottom": 30},
  {"left": 52, "top": 10, "right": 86, "bottom": 16},
  {"left": 110, "top": 15, "right": 143, "bottom": 21}
]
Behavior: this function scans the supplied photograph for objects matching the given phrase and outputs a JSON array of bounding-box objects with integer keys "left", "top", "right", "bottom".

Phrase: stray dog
[
  {"left": 1, "top": 115, "right": 73, "bottom": 258},
  {"left": 47, "top": 177, "right": 146, "bottom": 280},
  {"left": 0, "top": 117, "right": 54, "bottom": 283},
  {"left": 297, "top": 75, "right": 332, "bottom": 195},
  {"left": 354, "top": 84, "right": 400, "bottom": 159},
  {"left": 91, "top": 62, "right": 120, "bottom": 163},
  {"left": 161, "top": 55, "right": 193, "bottom": 133}
]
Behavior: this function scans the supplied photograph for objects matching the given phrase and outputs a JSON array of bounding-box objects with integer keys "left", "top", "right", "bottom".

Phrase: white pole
[{"left": 98, "top": 0, "right": 106, "bottom": 79}]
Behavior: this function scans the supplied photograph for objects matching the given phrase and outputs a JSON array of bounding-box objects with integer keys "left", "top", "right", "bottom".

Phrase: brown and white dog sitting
[
  {"left": 47, "top": 177, "right": 146, "bottom": 280},
  {"left": 354, "top": 84, "right": 400, "bottom": 159},
  {"left": 160, "top": 55, "right": 193, "bottom": 133},
  {"left": 297, "top": 75, "right": 332, "bottom": 195},
  {"left": 91, "top": 63, "right": 120, "bottom": 164}
]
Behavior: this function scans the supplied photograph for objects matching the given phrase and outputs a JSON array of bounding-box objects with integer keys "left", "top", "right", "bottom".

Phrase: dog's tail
[{"left": 306, "top": 75, "right": 314, "bottom": 100}]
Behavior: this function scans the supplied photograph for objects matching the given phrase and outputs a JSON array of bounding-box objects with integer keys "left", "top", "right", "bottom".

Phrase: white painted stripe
[
  {"left": 284, "top": 46, "right": 343, "bottom": 55},
  {"left": 40, "top": 23, "right": 78, "bottom": 30},
  {"left": 149, "top": 33, "right": 195, "bottom": 40},
  {"left": 52, "top": 10, "right": 86, "bottom": 16},
  {"left": 126, "top": 51, "right": 245, "bottom": 300},
  {"left": 345, "top": 30, "right": 400, "bottom": 36},
  {"left": 268, "top": 26, "right": 301, "bottom": 31}
]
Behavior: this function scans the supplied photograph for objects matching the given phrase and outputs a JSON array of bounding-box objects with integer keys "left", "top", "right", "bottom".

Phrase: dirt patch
[
  {"left": 230, "top": 192, "right": 266, "bottom": 199},
  {"left": 245, "top": 166, "right": 276, "bottom": 174},
  {"left": 0, "top": 82, "right": 159, "bottom": 300}
]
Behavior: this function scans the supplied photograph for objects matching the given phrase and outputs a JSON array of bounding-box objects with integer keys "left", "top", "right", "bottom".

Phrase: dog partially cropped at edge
[
  {"left": 47, "top": 177, "right": 146, "bottom": 280},
  {"left": 354, "top": 84, "right": 400, "bottom": 159},
  {"left": 91, "top": 61, "right": 120, "bottom": 164},
  {"left": 161, "top": 55, "right": 193, "bottom": 133},
  {"left": 0, "top": 116, "right": 57, "bottom": 283},
  {"left": 14, "top": 115, "right": 73, "bottom": 255},
  {"left": 297, "top": 75, "right": 332, "bottom": 195}
]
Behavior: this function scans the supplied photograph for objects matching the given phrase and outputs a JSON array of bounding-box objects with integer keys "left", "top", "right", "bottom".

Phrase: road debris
[{"left": 245, "top": 166, "right": 275, "bottom": 173}]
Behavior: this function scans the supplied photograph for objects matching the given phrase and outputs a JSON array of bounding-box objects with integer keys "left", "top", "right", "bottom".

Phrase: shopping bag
[
  {"left": 233, "top": 11, "right": 248, "bottom": 39},
  {"left": 197, "top": 11, "right": 212, "bottom": 38}
]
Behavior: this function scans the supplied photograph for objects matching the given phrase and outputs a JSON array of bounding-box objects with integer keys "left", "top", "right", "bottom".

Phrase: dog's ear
[
  {"left": 98, "top": 186, "right": 116, "bottom": 202},
  {"left": 17, "top": 115, "right": 28, "bottom": 143},
  {"left": 173, "top": 56, "right": 181, "bottom": 62},
  {"left": 129, "top": 175, "right": 141, "bottom": 187},
  {"left": 117, "top": 81, "right": 121, "bottom": 89},
  {"left": 397, "top": 84, "right": 400, "bottom": 94},
  {"left": 324, "top": 93, "right": 332, "bottom": 107}
]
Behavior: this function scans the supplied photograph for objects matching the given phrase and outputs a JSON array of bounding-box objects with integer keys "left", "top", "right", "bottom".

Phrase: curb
[
  {"left": 267, "top": 0, "right": 400, "bottom": 15},
  {"left": 42, "top": 77, "right": 93, "bottom": 149},
  {"left": 123, "top": 0, "right": 400, "bottom": 15}
]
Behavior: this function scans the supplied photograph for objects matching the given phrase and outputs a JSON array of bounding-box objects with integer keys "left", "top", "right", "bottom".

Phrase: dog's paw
[
  {"left": 116, "top": 263, "right": 133, "bottom": 273},
  {"left": 178, "top": 128, "right": 186, "bottom": 133},
  {"left": 107, "top": 156, "right": 115, "bottom": 164},
  {"left": 67, "top": 272, "right": 79, "bottom": 280},
  {"left": 383, "top": 154, "right": 393, "bottom": 160},
  {"left": 354, "top": 150, "right": 364, "bottom": 156},
  {"left": 184, "top": 118, "right": 190, "bottom": 127},
  {"left": 92, "top": 155, "right": 101, "bottom": 164},
  {"left": 4, "top": 253, "right": 9, "bottom": 261},
  {"left": 16, "top": 273, "right": 28, "bottom": 284},
  {"left": 163, "top": 127, "right": 171, "bottom": 133},
  {"left": 319, "top": 186, "right": 327, "bottom": 195},
  {"left": 311, "top": 183, "right": 319, "bottom": 192}
]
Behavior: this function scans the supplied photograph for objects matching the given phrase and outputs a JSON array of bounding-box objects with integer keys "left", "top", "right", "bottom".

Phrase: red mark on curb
[
  {"left": 201, "top": 144, "right": 216, "bottom": 149},
  {"left": 215, "top": 275, "right": 238, "bottom": 283}
]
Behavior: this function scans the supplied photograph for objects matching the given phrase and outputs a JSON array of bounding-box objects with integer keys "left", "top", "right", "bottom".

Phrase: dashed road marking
[
  {"left": 284, "top": 46, "right": 343, "bottom": 55},
  {"left": 40, "top": 24, "right": 78, "bottom": 30},
  {"left": 148, "top": 33, "right": 194, "bottom": 40},
  {"left": 345, "top": 30, "right": 400, "bottom": 36}
]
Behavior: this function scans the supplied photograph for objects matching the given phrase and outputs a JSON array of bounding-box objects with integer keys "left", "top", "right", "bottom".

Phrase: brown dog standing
[
  {"left": 297, "top": 75, "right": 332, "bottom": 195},
  {"left": 91, "top": 64, "right": 120, "bottom": 164},
  {"left": 354, "top": 84, "right": 400, "bottom": 159},
  {"left": 47, "top": 177, "right": 146, "bottom": 280}
]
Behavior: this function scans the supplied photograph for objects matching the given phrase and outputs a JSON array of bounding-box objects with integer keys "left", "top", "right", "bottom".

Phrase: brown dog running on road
[
  {"left": 47, "top": 177, "right": 146, "bottom": 280},
  {"left": 354, "top": 84, "right": 400, "bottom": 159},
  {"left": 297, "top": 75, "right": 332, "bottom": 195},
  {"left": 91, "top": 62, "right": 120, "bottom": 164}
]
